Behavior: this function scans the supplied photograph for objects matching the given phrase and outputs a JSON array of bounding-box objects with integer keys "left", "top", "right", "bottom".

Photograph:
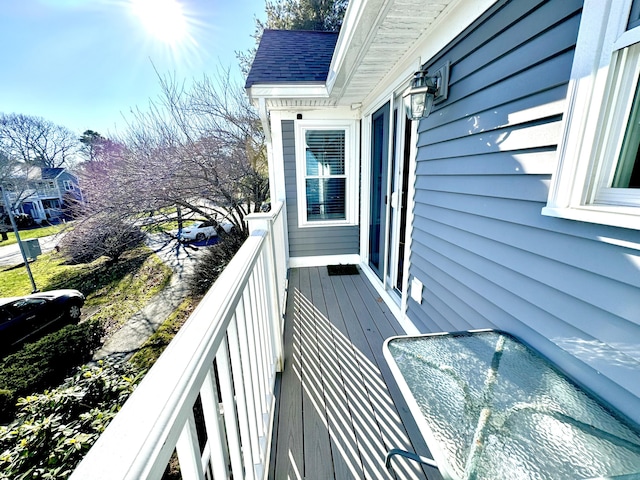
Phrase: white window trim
[
  {"left": 543, "top": 0, "right": 640, "bottom": 230},
  {"left": 294, "top": 119, "right": 358, "bottom": 228}
]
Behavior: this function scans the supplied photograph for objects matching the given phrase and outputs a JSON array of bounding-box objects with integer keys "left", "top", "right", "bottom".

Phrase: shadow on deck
[{"left": 270, "top": 267, "right": 442, "bottom": 480}]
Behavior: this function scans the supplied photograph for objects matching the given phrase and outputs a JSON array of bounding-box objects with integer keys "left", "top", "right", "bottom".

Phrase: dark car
[{"left": 0, "top": 289, "right": 85, "bottom": 352}]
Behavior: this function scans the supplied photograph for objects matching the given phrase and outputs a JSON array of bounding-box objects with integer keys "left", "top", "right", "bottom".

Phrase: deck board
[
  {"left": 309, "top": 267, "right": 365, "bottom": 479},
  {"left": 273, "top": 268, "right": 304, "bottom": 479},
  {"left": 271, "top": 267, "right": 441, "bottom": 480},
  {"left": 299, "top": 268, "right": 335, "bottom": 479}
]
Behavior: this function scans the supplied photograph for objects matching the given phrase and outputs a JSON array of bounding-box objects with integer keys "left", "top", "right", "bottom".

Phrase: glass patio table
[{"left": 383, "top": 330, "right": 640, "bottom": 480}]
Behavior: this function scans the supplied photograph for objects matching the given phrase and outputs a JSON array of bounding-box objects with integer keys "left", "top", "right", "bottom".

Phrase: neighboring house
[
  {"left": 245, "top": 0, "right": 640, "bottom": 427},
  {"left": 0, "top": 167, "right": 82, "bottom": 223}
]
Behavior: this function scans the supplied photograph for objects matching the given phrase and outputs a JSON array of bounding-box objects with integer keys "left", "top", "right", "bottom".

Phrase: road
[{"left": 0, "top": 235, "right": 60, "bottom": 267}]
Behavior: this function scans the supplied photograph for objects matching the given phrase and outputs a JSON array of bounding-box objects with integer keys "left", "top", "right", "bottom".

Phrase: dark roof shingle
[
  {"left": 41, "top": 168, "right": 65, "bottom": 179},
  {"left": 245, "top": 29, "right": 339, "bottom": 88}
]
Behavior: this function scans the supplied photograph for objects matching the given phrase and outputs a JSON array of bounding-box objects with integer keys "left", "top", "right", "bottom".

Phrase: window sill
[
  {"left": 542, "top": 205, "right": 640, "bottom": 231},
  {"left": 298, "top": 219, "right": 357, "bottom": 228}
]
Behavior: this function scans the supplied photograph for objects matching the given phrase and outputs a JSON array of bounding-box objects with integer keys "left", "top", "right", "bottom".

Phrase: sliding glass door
[
  {"left": 369, "top": 103, "right": 389, "bottom": 279},
  {"left": 368, "top": 99, "right": 412, "bottom": 297}
]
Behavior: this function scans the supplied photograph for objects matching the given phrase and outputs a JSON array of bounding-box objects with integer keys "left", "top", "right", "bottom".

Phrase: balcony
[{"left": 70, "top": 202, "right": 432, "bottom": 479}]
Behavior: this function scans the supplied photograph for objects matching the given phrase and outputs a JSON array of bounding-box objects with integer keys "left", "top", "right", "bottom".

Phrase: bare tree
[
  {"left": 0, "top": 113, "right": 79, "bottom": 169},
  {"left": 70, "top": 68, "right": 267, "bottom": 261}
]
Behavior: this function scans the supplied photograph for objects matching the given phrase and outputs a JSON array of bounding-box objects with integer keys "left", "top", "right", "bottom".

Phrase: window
[
  {"left": 63, "top": 180, "right": 74, "bottom": 191},
  {"left": 543, "top": 0, "right": 640, "bottom": 229},
  {"left": 295, "top": 120, "right": 357, "bottom": 226}
]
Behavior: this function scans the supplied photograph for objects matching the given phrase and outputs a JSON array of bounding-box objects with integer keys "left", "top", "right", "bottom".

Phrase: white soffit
[
  {"left": 253, "top": 0, "right": 497, "bottom": 109},
  {"left": 329, "top": 0, "right": 454, "bottom": 105},
  {"left": 330, "top": 0, "right": 499, "bottom": 106}
]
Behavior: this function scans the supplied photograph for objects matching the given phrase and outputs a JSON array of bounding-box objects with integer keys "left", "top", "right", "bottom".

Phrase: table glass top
[{"left": 386, "top": 331, "right": 640, "bottom": 480}]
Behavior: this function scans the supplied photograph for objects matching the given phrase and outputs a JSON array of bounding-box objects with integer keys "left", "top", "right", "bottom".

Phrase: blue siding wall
[
  {"left": 282, "top": 120, "right": 359, "bottom": 258},
  {"left": 407, "top": 0, "right": 640, "bottom": 423}
]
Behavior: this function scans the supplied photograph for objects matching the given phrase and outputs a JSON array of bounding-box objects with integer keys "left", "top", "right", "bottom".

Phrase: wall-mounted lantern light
[{"left": 403, "top": 62, "right": 449, "bottom": 121}]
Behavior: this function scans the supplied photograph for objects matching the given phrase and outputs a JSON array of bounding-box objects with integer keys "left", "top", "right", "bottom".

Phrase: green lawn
[
  {"left": 0, "top": 223, "right": 68, "bottom": 247},
  {"left": 0, "top": 247, "right": 172, "bottom": 337}
]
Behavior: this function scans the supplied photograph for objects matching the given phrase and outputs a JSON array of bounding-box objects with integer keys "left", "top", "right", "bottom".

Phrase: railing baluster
[
  {"left": 176, "top": 412, "right": 206, "bottom": 480},
  {"left": 249, "top": 265, "right": 269, "bottom": 418},
  {"left": 216, "top": 337, "right": 244, "bottom": 479},
  {"left": 228, "top": 313, "right": 259, "bottom": 479},
  {"left": 260, "top": 251, "right": 278, "bottom": 375},
  {"left": 200, "top": 367, "right": 229, "bottom": 479}
]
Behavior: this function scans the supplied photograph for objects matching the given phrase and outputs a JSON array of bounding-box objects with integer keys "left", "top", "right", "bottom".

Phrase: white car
[{"left": 179, "top": 220, "right": 234, "bottom": 242}]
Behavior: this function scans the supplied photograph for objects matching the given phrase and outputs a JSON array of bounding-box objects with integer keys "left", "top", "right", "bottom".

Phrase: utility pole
[{"left": 1, "top": 185, "right": 38, "bottom": 292}]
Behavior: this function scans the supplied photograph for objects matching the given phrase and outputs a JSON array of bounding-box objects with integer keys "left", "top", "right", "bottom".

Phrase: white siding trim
[
  {"left": 294, "top": 119, "right": 359, "bottom": 228},
  {"left": 543, "top": 0, "right": 640, "bottom": 230},
  {"left": 289, "top": 254, "right": 360, "bottom": 268},
  {"left": 269, "top": 112, "right": 287, "bottom": 203},
  {"left": 400, "top": 119, "right": 420, "bottom": 329}
]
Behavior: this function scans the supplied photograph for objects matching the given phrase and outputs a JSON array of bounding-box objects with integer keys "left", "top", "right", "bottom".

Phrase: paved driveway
[{"left": 0, "top": 235, "right": 59, "bottom": 267}]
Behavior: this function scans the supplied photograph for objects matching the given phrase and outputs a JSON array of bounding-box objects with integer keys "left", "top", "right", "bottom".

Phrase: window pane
[
  {"left": 306, "top": 178, "right": 345, "bottom": 220},
  {"left": 305, "top": 130, "right": 345, "bottom": 176},
  {"left": 629, "top": 0, "right": 640, "bottom": 30},
  {"left": 613, "top": 77, "right": 640, "bottom": 188}
]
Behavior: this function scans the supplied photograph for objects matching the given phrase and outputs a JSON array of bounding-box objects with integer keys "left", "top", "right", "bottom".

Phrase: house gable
[
  {"left": 245, "top": 30, "right": 339, "bottom": 103},
  {"left": 245, "top": 29, "right": 338, "bottom": 87}
]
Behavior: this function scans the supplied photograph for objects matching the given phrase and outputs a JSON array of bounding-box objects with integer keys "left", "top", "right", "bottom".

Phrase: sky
[{"left": 0, "top": 0, "right": 265, "bottom": 137}]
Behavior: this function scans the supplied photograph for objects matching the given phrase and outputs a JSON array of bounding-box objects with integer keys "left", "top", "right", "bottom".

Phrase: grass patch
[
  {"left": 0, "top": 247, "right": 172, "bottom": 336},
  {"left": 130, "top": 297, "right": 198, "bottom": 371},
  {"left": 0, "top": 251, "right": 83, "bottom": 297},
  {"left": 89, "top": 253, "right": 172, "bottom": 335},
  {"left": 0, "top": 223, "right": 67, "bottom": 247},
  {"left": 142, "top": 220, "right": 181, "bottom": 234}
]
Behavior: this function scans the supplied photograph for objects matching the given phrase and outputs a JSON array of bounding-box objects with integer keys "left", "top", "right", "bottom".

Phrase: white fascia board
[
  {"left": 247, "top": 84, "right": 330, "bottom": 100},
  {"left": 326, "top": 0, "right": 371, "bottom": 93}
]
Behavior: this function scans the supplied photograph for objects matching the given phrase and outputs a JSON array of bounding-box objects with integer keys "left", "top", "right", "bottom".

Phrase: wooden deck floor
[{"left": 269, "top": 267, "right": 442, "bottom": 480}]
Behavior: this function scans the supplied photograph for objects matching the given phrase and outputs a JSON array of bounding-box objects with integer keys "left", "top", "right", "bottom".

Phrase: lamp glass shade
[{"left": 404, "top": 90, "right": 435, "bottom": 121}]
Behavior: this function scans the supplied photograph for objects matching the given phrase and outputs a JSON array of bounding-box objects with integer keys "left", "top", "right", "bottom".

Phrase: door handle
[{"left": 390, "top": 191, "right": 398, "bottom": 209}]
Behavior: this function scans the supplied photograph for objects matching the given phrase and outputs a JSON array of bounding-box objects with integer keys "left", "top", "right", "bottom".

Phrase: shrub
[
  {"left": 0, "top": 321, "right": 103, "bottom": 422},
  {"left": 58, "top": 215, "right": 145, "bottom": 264},
  {"left": 188, "top": 229, "right": 248, "bottom": 296},
  {"left": 0, "top": 360, "right": 143, "bottom": 480}
]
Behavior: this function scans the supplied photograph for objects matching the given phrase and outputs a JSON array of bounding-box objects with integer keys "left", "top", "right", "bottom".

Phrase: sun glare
[{"left": 130, "top": 0, "right": 188, "bottom": 45}]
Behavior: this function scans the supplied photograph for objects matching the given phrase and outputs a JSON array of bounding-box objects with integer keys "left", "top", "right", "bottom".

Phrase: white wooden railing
[{"left": 70, "top": 202, "right": 288, "bottom": 480}]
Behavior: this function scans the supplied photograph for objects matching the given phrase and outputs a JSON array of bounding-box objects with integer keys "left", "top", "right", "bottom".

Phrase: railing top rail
[
  {"left": 245, "top": 200, "right": 284, "bottom": 222},
  {"left": 71, "top": 230, "right": 270, "bottom": 480}
]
